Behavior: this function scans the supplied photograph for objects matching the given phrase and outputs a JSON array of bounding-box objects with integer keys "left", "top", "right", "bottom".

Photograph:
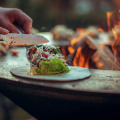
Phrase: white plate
[{"left": 10, "top": 66, "right": 91, "bottom": 82}]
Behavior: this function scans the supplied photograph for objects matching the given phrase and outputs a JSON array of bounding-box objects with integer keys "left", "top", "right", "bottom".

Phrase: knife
[{"left": 0, "top": 33, "right": 49, "bottom": 46}]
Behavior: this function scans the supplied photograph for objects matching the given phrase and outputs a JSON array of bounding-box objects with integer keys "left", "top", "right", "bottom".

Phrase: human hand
[
  {"left": 0, "top": 7, "right": 32, "bottom": 34},
  {"left": 0, "top": 27, "right": 9, "bottom": 34}
]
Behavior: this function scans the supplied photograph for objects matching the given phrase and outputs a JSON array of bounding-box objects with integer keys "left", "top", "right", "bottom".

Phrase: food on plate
[
  {"left": 51, "top": 25, "right": 75, "bottom": 41},
  {"left": 0, "top": 41, "right": 9, "bottom": 55},
  {"left": 10, "top": 49, "right": 19, "bottom": 56},
  {"left": 26, "top": 44, "right": 69, "bottom": 75}
]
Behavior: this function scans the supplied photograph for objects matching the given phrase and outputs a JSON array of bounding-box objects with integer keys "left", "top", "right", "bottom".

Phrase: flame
[
  {"left": 72, "top": 46, "right": 90, "bottom": 68},
  {"left": 61, "top": 46, "right": 67, "bottom": 56},
  {"left": 76, "top": 28, "right": 84, "bottom": 32},
  {"left": 68, "top": 26, "right": 105, "bottom": 69},
  {"left": 107, "top": 12, "right": 113, "bottom": 31},
  {"left": 107, "top": 10, "right": 120, "bottom": 67},
  {"left": 68, "top": 46, "right": 74, "bottom": 54},
  {"left": 93, "top": 56, "right": 99, "bottom": 63},
  {"left": 98, "top": 28, "right": 104, "bottom": 33},
  {"left": 112, "top": 29, "right": 118, "bottom": 40},
  {"left": 92, "top": 55, "right": 103, "bottom": 68},
  {"left": 97, "top": 62, "right": 104, "bottom": 68},
  {"left": 73, "top": 47, "right": 82, "bottom": 66},
  {"left": 70, "top": 28, "right": 90, "bottom": 68},
  {"left": 71, "top": 35, "right": 82, "bottom": 46},
  {"left": 60, "top": 9, "right": 120, "bottom": 69}
]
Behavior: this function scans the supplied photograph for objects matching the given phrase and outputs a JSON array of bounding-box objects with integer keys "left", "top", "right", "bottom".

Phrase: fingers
[
  {"left": 12, "top": 9, "right": 33, "bottom": 34},
  {"left": 2, "top": 21, "right": 18, "bottom": 33},
  {"left": 0, "top": 8, "right": 33, "bottom": 34},
  {"left": 22, "top": 18, "right": 33, "bottom": 34},
  {"left": 0, "top": 27, "right": 9, "bottom": 34},
  {"left": 0, "top": 18, "right": 18, "bottom": 33}
]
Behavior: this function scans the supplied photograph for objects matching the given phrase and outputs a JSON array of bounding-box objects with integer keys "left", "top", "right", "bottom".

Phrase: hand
[
  {"left": 0, "top": 27, "right": 9, "bottom": 34},
  {"left": 0, "top": 7, "right": 33, "bottom": 34}
]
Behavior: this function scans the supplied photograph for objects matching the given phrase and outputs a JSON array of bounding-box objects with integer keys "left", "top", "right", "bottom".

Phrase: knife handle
[{"left": 14, "top": 23, "right": 24, "bottom": 34}]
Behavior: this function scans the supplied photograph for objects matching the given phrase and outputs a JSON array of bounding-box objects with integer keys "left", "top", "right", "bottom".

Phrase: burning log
[
  {"left": 89, "top": 36, "right": 120, "bottom": 70},
  {"left": 106, "top": 10, "right": 120, "bottom": 69},
  {"left": 59, "top": 24, "right": 120, "bottom": 70},
  {"left": 68, "top": 35, "right": 97, "bottom": 68},
  {"left": 67, "top": 33, "right": 120, "bottom": 70}
]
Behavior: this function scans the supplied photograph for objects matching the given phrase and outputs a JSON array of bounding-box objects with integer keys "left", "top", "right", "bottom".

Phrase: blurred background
[
  {"left": 0, "top": 0, "right": 116, "bottom": 120},
  {"left": 0, "top": 0, "right": 114, "bottom": 31}
]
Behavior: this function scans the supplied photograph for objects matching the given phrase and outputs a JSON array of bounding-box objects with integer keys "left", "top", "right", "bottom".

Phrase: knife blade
[{"left": 0, "top": 33, "right": 49, "bottom": 46}]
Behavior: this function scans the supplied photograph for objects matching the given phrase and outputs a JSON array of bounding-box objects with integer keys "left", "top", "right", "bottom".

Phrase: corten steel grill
[{"left": 1, "top": 0, "right": 120, "bottom": 120}]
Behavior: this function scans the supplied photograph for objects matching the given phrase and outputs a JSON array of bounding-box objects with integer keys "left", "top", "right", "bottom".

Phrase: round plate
[{"left": 10, "top": 66, "right": 91, "bottom": 81}]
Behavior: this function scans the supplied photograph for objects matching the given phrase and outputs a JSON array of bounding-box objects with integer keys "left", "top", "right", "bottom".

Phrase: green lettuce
[{"left": 35, "top": 59, "right": 69, "bottom": 75}]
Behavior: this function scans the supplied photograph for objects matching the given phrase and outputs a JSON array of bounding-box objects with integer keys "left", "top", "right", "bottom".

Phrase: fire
[
  {"left": 68, "top": 46, "right": 74, "bottom": 54},
  {"left": 61, "top": 46, "right": 67, "bottom": 56},
  {"left": 71, "top": 35, "right": 82, "bottom": 46},
  {"left": 97, "top": 62, "right": 104, "bottom": 68},
  {"left": 112, "top": 29, "right": 118, "bottom": 40},
  {"left": 72, "top": 47, "right": 89, "bottom": 68},
  {"left": 76, "top": 28, "right": 84, "bottom": 32},
  {"left": 98, "top": 28, "right": 104, "bottom": 33},
  {"left": 60, "top": 9, "right": 120, "bottom": 70},
  {"left": 107, "top": 12, "right": 113, "bottom": 31},
  {"left": 71, "top": 10, "right": 120, "bottom": 69},
  {"left": 73, "top": 47, "right": 81, "bottom": 66},
  {"left": 107, "top": 9, "right": 120, "bottom": 66},
  {"left": 61, "top": 26, "right": 106, "bottom": 69},
  {"left": 93, "top": 56, "right": 103, "bottom": 68},
  {"left": 70, "top": 29, "right": 91, "bottom": 68},
  {"left": 68, "top": 26, "right": 107, "bottom": 69}
]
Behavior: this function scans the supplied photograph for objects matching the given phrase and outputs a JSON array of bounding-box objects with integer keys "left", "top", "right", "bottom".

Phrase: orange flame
[
  {"left": 73, "top": 47, "right": 82, "bottom": 66},
  {"left": 72, "top": 46, "right": 90, "bottom": 68},
  {"left": 98, "top": 28, "right": 104, "bottom": 33},
  {"left": 68, "top": 46, "right": 74, "bottom": 54},
  {"left": 61, "top": 46, "right": 67, "bottom": 56},
  {"left": 112, "top": 29, "right": 118, "bottom": 40},
  {"left": 69, "top": 26, "right": 106, "bottom": 69},
  {"left": 71, "top": 35, "right": 82, "bottom": 46},
  {"left": 107, "top": 12, "right": 113, "bottom": 31},
  {"left": 61, "top": 9, "right": 120, "bottom": 69},
  {"left": 107, "top": 10, "right": 120, "bottom": 66},
  {"left": 97, "top": 62, "right": 104, "bottom": 68}
]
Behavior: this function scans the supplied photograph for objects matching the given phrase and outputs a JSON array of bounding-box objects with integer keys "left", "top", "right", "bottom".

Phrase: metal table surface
[{"left": 0, "top": 46, "right": 120, "bottom": 120}]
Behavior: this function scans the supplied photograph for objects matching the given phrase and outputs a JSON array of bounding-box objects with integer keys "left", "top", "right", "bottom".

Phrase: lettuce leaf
[{"left": 35, "top": 59, "right": 69, "bottom": 75}]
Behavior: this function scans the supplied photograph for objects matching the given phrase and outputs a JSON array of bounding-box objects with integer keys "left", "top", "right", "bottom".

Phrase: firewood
[
  {"left": 68, "top": 35, "right": 97, "bottom": 67},
  {"left": 68, "top": 34, "right": 120, "bottom": 70},
  {"left": 89, "top": 36, "right": 120, "bottom": 70}
]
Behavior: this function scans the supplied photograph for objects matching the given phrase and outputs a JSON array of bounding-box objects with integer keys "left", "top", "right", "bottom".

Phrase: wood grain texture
[
  {"left": 0, "top": 47, "right": 120, "bottom": 94},
  {"left": 1, "top": 47, "right": 120, "bottom": 120}
]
